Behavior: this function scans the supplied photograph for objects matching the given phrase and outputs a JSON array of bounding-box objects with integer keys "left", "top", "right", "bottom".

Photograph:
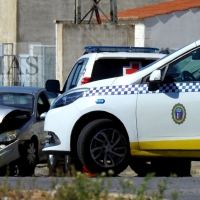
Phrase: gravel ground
[{"left": 34, "top": 161, "right": 200, "bottom": 177}]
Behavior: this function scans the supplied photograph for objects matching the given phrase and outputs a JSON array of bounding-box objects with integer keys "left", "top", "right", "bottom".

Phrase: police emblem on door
[{"left": 172, "top": 103, "right": 186, "bottom": 124}]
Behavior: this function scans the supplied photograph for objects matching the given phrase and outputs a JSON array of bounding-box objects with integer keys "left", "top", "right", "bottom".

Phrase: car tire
[
  {"left": 77, "top": 119, "right": 129, "bottom": 176},
  {"left": 18, "top": 139, "right": 38, "bottom": 176}
]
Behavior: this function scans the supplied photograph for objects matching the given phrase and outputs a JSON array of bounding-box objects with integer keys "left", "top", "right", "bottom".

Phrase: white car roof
[
  {"left": 80, "top": 52, "right": 165, "bottom": 60},
  {"left": 95, "top": 52, "right": 166, "bottom": 59}
]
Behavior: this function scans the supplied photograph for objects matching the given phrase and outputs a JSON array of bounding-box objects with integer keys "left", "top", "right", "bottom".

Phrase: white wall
[
  {"left": 144, "top": 8, "right": 200, "bottom": 49},
  {"left": 56, "top": 23, "right": 135, "bottom": 86}
]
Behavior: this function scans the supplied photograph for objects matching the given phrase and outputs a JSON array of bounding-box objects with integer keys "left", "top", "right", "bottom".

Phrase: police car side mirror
[
  {"left": 149, "top": 70, "right": 161, "bottom": 82},
  {"left": 148, "top": 70, "right": 161, "bottom": 91}
]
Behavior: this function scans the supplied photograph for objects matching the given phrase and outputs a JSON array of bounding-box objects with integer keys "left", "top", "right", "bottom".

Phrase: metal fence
[{"left": 0, "top": 44, "right": 56, "bottom": 87}]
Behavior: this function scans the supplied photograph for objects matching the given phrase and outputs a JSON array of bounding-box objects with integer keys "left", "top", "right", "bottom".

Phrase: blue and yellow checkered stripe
[{"left": 83, "top": 82, "right": 200, "bottom": 97}]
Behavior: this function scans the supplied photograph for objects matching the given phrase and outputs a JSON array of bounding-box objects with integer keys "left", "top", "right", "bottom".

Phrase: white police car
[
  {"left": 45, "top": 46, "right": 166, "bottom": 93},
  {"left": 43, "top": 40, "right": 200, "bottom": 176}
]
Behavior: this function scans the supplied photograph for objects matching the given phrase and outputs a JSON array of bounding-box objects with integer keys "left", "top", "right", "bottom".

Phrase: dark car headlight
[
  {"left": 51, "top": 88, "right": 89, "bottom": 109},
  {"left": 0, "top": 130, "right": 18, "bottom": 142}
]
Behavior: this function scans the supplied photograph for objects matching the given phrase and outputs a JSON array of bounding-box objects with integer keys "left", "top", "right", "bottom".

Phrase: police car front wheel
[{"left": 77, "top": 119, "right": 129, "bottom": 176}]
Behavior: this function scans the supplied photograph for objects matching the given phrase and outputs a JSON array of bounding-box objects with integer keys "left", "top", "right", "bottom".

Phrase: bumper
[
  {"left": 43, "top": 103, "right": 81, "bottom": 153},
  {"left": 0, "top": 140, "right": 20, "bottom": 167}
]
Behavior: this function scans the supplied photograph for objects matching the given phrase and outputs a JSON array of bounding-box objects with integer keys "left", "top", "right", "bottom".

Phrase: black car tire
[
  {"left": 18, "top": 139, "right": 38, "bottom": 176},
  {"left": 77, "top": 119, "right": 129, "bottom": 176}
]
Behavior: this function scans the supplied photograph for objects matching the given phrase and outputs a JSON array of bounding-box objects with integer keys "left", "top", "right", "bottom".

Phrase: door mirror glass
[
  {"left": 149, "top": 70, "right": 161, "bottom": 82},
  {"left": 45, "top": 80, "right": 60, "bottom": 93}
]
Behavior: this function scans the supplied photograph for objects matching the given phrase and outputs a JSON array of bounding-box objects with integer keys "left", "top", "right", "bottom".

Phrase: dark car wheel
[
  {"left": 18, "top": 139, "right": 38, "bottom": 176},
  {"left": 77, "top": 119, "right": 129, "bottom": 176}
]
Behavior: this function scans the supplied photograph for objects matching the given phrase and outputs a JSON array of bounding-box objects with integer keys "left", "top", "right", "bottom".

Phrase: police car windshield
[
  {"left": 137, "top": 47, "right": 183, "bottom": 72},
  {"left": 137, "top": 54, "right": 169, "bottom": 72}
]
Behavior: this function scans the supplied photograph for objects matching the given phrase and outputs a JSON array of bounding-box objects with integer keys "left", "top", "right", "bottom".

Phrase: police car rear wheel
[{"left": 77, "top": 119, "right": 129, "bottom": 176}]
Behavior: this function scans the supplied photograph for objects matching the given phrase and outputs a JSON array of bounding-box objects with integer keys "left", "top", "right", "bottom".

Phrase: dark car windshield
[
  {"left": 0, "top": 93, "right": 34, "bottom": 112},
  {"left": 137, "top": 54, "right": 169, "bottom": 72},
  {"left": 137, "top": 47, "right": 185, "bottom": 72}
]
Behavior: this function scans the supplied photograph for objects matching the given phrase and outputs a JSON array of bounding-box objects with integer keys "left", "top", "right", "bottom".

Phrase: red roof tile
[{"left": 117, "top": 0, "right": 200, "bottom": 19}]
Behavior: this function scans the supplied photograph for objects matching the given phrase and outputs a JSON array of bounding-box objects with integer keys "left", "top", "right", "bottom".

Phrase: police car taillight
[{"left": 81, "top": 77, "right": 91, "bottom": 85}]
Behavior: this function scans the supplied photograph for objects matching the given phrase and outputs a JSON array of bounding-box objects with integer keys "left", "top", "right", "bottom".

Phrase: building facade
[{"left": 0, "top": 0, "right": 168, "bottom": 86}]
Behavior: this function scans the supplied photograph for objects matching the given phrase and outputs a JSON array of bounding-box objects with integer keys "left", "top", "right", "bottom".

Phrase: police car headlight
[
  {"left": 51, "top": 88, "right": 89, "bottom": 109},
  {"left": 0, "top": 130, "right": 18, "bottom": 142}
]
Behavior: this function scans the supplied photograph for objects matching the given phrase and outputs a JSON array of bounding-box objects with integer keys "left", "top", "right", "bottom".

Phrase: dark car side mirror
[{"left": 45, "top": 80, "right": 60, "bottom": 93}]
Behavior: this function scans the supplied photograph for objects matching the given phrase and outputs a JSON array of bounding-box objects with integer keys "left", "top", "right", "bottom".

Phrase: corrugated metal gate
[{"left": 0, "top": 44, "right": 56, "bottom": 87}]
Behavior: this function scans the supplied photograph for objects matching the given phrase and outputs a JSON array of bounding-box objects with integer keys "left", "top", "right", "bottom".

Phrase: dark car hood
[{"left": 0, "top": 105, "right": 31, "bottom": 124}]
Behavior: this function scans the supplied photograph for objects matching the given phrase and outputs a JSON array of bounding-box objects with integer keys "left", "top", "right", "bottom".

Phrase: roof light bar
[
  {"left": 83, "top": 46, "right": 159, "bottom": 54},
  {"left": 130, "top": 47, "right": 159, "bottom": 53}
]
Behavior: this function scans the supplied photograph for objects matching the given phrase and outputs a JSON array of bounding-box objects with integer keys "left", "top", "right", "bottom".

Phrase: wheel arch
[{"left": 70, "top": 111, "right": 129, "bottom": 158}]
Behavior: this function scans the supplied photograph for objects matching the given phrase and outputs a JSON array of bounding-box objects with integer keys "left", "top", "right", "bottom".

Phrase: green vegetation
[{"left": 0, "top": 170, "right": 179, "bottom": 200}]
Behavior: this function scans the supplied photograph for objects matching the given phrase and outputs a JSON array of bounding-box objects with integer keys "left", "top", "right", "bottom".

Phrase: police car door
[{"left": 137, "top": 47, "right": 200, "bottom": 153}]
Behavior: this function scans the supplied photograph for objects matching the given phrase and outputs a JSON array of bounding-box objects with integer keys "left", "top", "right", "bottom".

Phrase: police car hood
[
  {"left": 75, "top": 77, "right": 117, "bottom": 89},
  {"left": 73, "top": 74, "right": 142, "bottom": 91},
  {"left": 77, "top": 73, "right": 142, "bottom": 89}
]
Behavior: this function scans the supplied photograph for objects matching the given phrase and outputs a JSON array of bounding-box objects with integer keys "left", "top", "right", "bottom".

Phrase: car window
[
  {"left": 0, "top": 93, "right": 33, "bottom": 112},
  {"left": 91, "top": 58, "right": 157, "bottom": 82},
  {"left": 63, "top": 58, "right": 89, "bottom": 92},
  {"left": 44, "top": 91, "right": 58, "bottom": 104},
  {"left": 164, "top": 48, "right": 200, "bottom": 82}
]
